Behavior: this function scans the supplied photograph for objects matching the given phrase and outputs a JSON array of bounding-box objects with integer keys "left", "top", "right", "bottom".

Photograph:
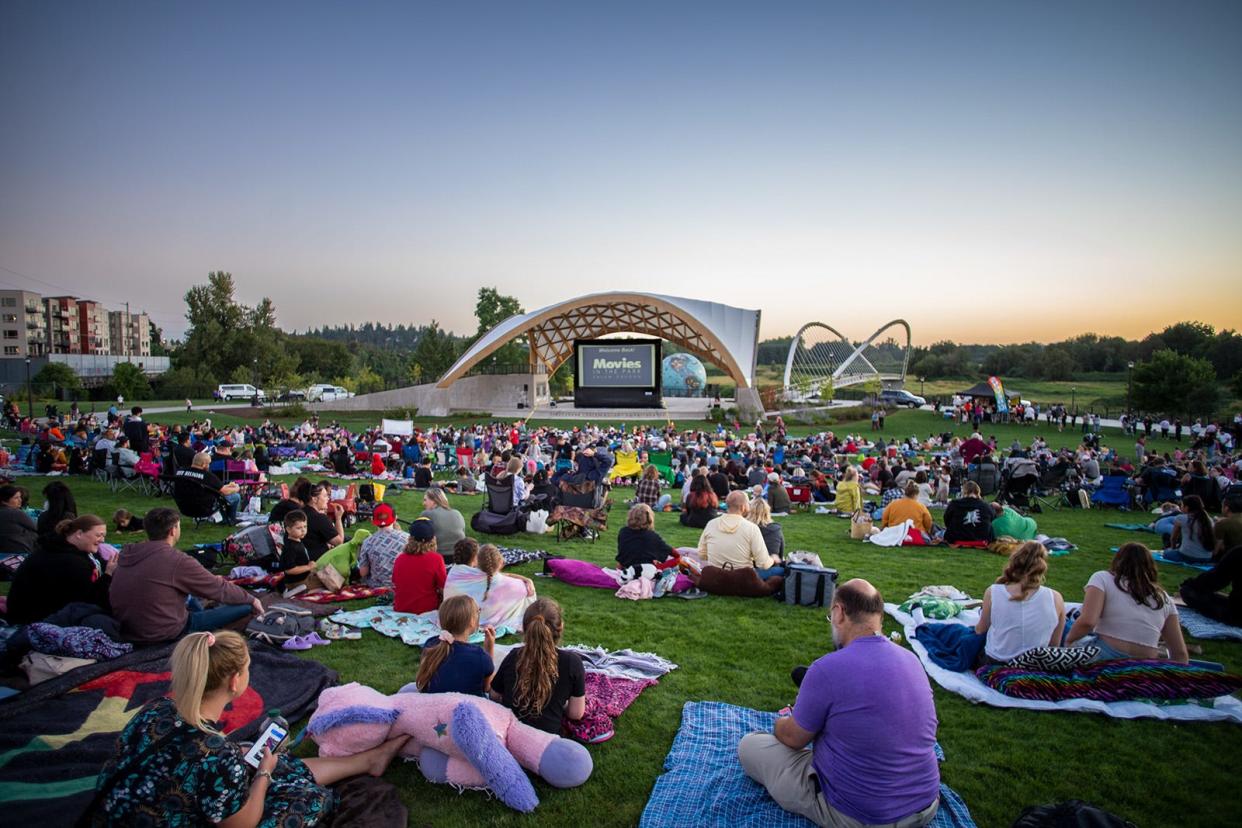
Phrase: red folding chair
[{"left": 785, "top": 485, "right": 813, "bottom": 512}]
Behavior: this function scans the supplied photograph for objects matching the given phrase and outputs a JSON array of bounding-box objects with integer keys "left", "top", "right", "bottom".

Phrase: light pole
[
  {"left": 25, "top": 356, "right": 32, "bottom": 418},
  {"left": 1071, "top": 386, "right": 1076, "bottom": 415},
  {"left": 919, "top": 376, "right": 925, "bottom": 397},
  {"left": 1126, "top": 361, "right": 1135, "bottom": 416}
]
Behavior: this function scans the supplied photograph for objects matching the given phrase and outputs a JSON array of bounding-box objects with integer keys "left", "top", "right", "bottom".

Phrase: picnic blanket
[
  {"left": 565, "top": 673, "right": 657, "bottom": 743},
  {"left": 496, "top": 546, "right": 550, "bottom": 567},
  {"left": 544, "top": 557, "right": 694, "bottom": 593},
  {"left": 1178, "top": 606, "right": 1242, "bottom": 641},
  {"left": 1105, "top": 523, "right": 1155, "bottom": 532},
  {"left": 328, "top": 605, "right": 516, "bottom": 645},
  {"left": 885, "top": 603, "right": 1242, "bottom": 723},
  {"left": 1109, "top": 547, "right": 1213, "bottom": 572},
  {"left": 638, "top": 701, "right": 976, "bottom": 828},
  {"left": 0, "top": 642, "right": 337, "bottom": 822},
  {"left": 976, "top": 660, "right": 1242, "bottom": 703},
  {"left": 299, "top": 585, "right": 393, "bottom": 604}
]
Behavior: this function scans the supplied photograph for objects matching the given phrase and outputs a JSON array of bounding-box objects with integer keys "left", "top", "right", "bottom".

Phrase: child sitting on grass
[
  {"left": 113, "top": 509, "right": 145, "bottom": 533},
  {"left": 443, "top": 543, "right": 536, "bottom": 632},
  {"left": 490, "top": 598, "right": 585, "bottom": 734},
  {"left": 269, "top": 509, "right": 315, "bottom": 597},
  {"left": 412, "top": 594, "right": 496, "bottom": 695}
]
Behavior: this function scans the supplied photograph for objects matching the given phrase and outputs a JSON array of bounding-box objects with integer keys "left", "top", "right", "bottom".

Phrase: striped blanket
[{"left": 977, "top": 660, "right": 1242, "bottom": 703}]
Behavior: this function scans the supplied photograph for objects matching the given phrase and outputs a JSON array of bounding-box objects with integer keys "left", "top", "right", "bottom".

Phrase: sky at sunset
[{"left": 2, "top": 1, "right": 1239, "bottom": 345}]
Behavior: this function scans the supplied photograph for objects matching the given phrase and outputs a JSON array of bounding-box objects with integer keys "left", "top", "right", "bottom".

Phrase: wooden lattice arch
[{"left": 437, "top": 293, "right": 755, "bottom": 388}]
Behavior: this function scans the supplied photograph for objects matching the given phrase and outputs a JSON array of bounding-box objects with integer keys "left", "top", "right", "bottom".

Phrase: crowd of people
[{"left": 1, "top": 402, "right": 1241, "bottom": 827}]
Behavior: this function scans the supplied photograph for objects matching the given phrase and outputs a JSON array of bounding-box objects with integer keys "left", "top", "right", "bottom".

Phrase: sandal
[{"left": 282, "top": 635, "right": 312, "bottom": 651}]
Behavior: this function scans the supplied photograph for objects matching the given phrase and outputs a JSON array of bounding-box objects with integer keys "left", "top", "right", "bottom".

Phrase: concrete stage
[{"left": 490, "top": 397, "right": 716, "bottom": 421}]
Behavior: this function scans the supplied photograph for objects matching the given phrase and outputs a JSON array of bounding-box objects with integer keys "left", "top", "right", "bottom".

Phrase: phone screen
[{"left": 244, "top": 722, "right": 288, "bottom": 768}]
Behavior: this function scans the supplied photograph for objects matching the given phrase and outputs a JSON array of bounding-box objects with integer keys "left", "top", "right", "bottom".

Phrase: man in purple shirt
[{"left": 739, "top": 579, "right": 940, "bottom": 827}]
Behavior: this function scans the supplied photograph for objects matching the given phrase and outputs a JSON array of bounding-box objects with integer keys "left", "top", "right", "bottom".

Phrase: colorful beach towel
[
  {"left": 443, "top": 564, "right": 536, "bottom": 632},
  {"left": 1178, "top": 606, "right": 1242, "bottom": 642},
  {"left": 328, "top": 605, "right": 515, "bottom": 645},
  {"left": 0, "top": 642, "right": 336, "bottom": 823},
  {"left": 299, "top": 585, "right": 393, "bottom": 604},
  {"left": 976, "top": 660, "right": 1242, "bottom": 703},
  {"left": 1105, "top": 523, "right": 1156, "bottom": 532},
  {"left": 1109, "top": 547, "right": 1213, "bottom": 572},
  {"left": 638, "top": 701, "right": 976, "bottom": 828},
  {"left": 885, "top": 603, "right": 1242, "bottom": 723},
  {"left": 565, "top": 673, "right": 657, "bottom": 743}
]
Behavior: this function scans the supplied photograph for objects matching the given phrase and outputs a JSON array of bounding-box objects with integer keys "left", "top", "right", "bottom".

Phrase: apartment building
[
  {"left": 77, "top": 300, "right": 112, "bottom": 355},
  {"left": 108, "top": 309, "right": 151, "bottom": 357},
  {"left": 0, "top": 290, "right": 49, "bottom": 358},
  {"left": 43, "top": 296, "right": 83, "bottom": 355}
]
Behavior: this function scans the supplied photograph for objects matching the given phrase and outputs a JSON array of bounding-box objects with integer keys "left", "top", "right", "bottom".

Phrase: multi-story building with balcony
[
  {"left": 43, "top": 296, "right": 80, "bottom": 355},
  {"left": 76, "top": 299, "right": 112, "bottom": 355},
  {"left": 108, "top": 310, "right": 151, "bottom": 357},
  {"left": 0, "top": 289, "right": 49, "bottom": 358}
]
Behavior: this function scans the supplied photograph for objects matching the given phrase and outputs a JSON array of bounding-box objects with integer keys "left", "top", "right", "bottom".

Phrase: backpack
[
  {"left": 782, "top": 564, "right": 838, "bottom": 607},
  {"left": 245, "top": 603, "right": 315, "bottom": 645},
  {"left": 223, "top": 524, "right": 280, "bottom": 567}
]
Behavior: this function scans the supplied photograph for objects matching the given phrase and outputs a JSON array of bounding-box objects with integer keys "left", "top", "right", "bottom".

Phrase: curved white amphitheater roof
[{"left": 437, "top": 292, "right": 762, "bottom": 388}]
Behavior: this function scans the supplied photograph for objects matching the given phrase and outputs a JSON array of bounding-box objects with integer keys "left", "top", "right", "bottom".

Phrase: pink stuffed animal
[{"left": 308, "top": 682, "right": 593, "bottom": 812}]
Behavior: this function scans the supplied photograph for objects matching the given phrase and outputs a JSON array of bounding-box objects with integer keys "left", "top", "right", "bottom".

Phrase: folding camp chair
[
  {"left": 552, "top": 480, "right": 608, "bottom": 542},
  {"left": 92, "top": 447, "right": 110, "bottom": 484},
  {"left": 108, "top": 451, "right": 143, "bottom": 495},
  {"left": 1091, "top": 475, "right": 1133, "bottom": 509},
  {"left": 1145, "top": 469, "right": 1181, "bottom": 507},
  {"left": 647, "top": 450, "right": 675, "bottom": 484},
  {"left": 967, "top": 462, "right": 1000, "bottom": 497},
  {"left": 1032, "top": 465, "right": 1071, "bottom": 512},
  {"left": 785, "top": 485, "right": 813, "bottom": 512}
]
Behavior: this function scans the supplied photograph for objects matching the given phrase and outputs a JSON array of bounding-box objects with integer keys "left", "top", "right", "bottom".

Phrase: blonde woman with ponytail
[
  {"left": 489, "top": 598, "right": 586, "bottom": 733},
  {"left": 974, "top": 542, "right": 1067, "bottom": 663},
  {"left": 89, "top": 631, "right": 409, "bottom": 827}
]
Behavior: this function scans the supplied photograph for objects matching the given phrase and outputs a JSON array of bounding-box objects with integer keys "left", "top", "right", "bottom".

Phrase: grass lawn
[{"left": 3, "top": 411, "right": 1237, "bottom": 827}]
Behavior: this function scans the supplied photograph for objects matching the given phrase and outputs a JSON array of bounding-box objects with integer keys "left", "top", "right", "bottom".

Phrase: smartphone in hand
[{"left": 244, "top": 721, "right": 288, "bottom": 768}]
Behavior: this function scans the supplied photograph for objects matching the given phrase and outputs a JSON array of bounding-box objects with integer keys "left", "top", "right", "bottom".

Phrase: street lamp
[
  {"left": 25, "top": 356, "right": 32, "bottom": 418},
  {"left": 919, "top": 376, "right": 925, "bottom": 397},
  {"left": 1071, "top": 386, "right": 1076, "bottom": 415},
  {"left": 1126, "top": 361, "right": 1135, "bottom": 415}
]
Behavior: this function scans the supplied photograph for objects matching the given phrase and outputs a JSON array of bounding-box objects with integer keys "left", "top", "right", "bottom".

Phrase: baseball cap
[
  {"left": 767, "top": 472, "right": 780, "bottom": 483},
  {"left": 409, "top": 518, "right": 436, "bottom": 541},
  {"left": 371, "top": 503, "right": 396, "bottom": 528}
]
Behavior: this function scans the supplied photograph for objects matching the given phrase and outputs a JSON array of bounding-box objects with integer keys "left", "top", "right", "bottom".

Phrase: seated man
[
  {"left": 990, "top": 502, "right": 1037, "bottom": 541},
  {"left": 357, "top": 503, "right": 410, "bottom": 587},
  {"left": 942, "top": 481, "right": 992, "bottom": 544},
  {"left": 173, "top": 451, "right": 241, "bottom": 523},
  {"left": 739, "top": 579, "right": 940, "bottom": 828},
  {"left": 697, "top": 490, "right": 781, "bottom": 578},
  {"left": 109, "top": 507, "right": 261, "bottom": 642}
]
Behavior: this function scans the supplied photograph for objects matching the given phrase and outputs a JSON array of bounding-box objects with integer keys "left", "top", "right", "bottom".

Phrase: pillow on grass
[{"left": 1008, "top": 646, "right": 1098, "bottom": 672}]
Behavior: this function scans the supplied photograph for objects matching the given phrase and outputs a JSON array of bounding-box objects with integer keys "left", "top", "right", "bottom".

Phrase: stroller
[{"left": 997, "top": 469, "right": 1040, "bottom": 510}]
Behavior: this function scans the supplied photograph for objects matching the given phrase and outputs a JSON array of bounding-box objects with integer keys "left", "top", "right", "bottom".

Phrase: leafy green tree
[
  {"left": 110, "top": 363, "right": 151, "bottom": 401},
  {"left": 1036, "top": 347, "right": 1076, "bottom": 380},
  {"left": 471, "top": 287, "right": 526, "bottom": 368},
  {"left": 1232, "top": 369, "right": 1242, "bottom": 400},
  {"left": 1131, "top": 349, "right": 1220, "bottom": 417},
  {"left": 178, "top": 272, "right": 294, "bottom": 385},
  {"left": 155, "top": 366, "right": 218, "bottom": 398},
  {"left": 32, "top": 362, "right": 83, "bottom": 396},
  {"left": 411, "top": 320, "right": 460, "bottom": 381}
]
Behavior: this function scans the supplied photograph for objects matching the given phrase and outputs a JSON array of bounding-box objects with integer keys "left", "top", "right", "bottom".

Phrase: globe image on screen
[{"left": 662, "top": 352, "right": 707, "bottom": 396}]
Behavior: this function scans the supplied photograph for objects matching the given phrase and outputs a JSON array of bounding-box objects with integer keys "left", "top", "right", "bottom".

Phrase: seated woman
[
  {"left": 747, "top": 497, "right": 784, "bottom": 561},
  {"left": 1064, "top": 542, "right": 1189, "bottom": 663},
  {"left": 974, "top": 542, "right": 1066, "bottom": 663},
  {"left": 809, "top": 470, "right": 833, "bottom": 503},
  {"left": 89, "top": 630, "right": 408, "bottom": 826},
  {"left": 766, "top": 473, "right": 792, "bottom": 515},
  {"left": 0, "top": 484, "right": 37, "bottom": 556},
  {"left": 6, "top": 514, "right": 113, "bottom": 624},
  {"left": 419, "top": 487, "right": 466, "bottom": 564},
  {"left": 616, "top": 503, "right": 678, "bottom": 575},
  {"left": 633, "top": 464, "right": 671, "bottom": 512},
  {"left": 490, "top": 599, "right": 585, "bottom": 735},
  {"left": 678, "top": 475, "right": 719, "bottom": 529},
  {"left": 392, "top": 519, "right": 447, "bottom": 614},
  {"left": 830, "top": 466, "right": 863, "bottom": 513},
  {"left": 35, "top": 481, "right": 77, "bottom": 548},
  {"left": 880, "top": 482, "right": 934, "bottom": 534},
  {"left": 410, "top": 594, "right": 496, "bottom": 695},
  {"left": 1165, "top": 494, "right": 1215, "bottom": 564},
  {"left": 443, "top": 543, "right": 536, "bottom": 633}
]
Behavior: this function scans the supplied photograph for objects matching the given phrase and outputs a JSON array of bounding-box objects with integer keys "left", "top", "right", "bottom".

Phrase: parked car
[
  {"left": 306, "top": 384, "right": 355, "bottom": 402},
  {"left": 277, "top": 389, "right": 307, "bottom": 402},
  {"left": 877, "top": 388, "right": 926, "bottom": 409},
  {"left": 217, "top": 383, "right": 266, "bottom": 401}
]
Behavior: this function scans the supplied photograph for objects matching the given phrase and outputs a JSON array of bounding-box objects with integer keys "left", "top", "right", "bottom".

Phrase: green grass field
[{"left": 2, "top": 410, "right": 1236, "bottom": 827}]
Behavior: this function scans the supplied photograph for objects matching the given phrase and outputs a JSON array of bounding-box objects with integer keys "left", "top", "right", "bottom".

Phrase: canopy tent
[{"left": 956, "top": 381, "right": 1020, "bottom": 399}]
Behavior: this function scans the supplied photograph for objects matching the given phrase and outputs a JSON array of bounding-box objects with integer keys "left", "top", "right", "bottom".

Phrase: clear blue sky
[{"left": 2, "top": 1, "right": 1240, "bottom": 343}]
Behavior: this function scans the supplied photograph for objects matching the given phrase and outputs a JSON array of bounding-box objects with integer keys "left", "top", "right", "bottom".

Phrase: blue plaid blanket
[
  {"left": 640, "top": 701, "right": 975, "bottom": 828},
  {"left": 1179, "top": 606, "right": 1242, "bottom": 641}
]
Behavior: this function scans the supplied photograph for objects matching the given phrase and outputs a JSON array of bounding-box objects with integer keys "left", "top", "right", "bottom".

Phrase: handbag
[{"left": 849, "top": 511, "right": 873, "bottom": 540}]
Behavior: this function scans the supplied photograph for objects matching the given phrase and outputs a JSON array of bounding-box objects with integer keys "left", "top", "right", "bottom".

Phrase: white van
[
  {"left": 217, "top": 384, "right": 266, "bottom": 401},
  {"left": 306, "top": 384, "right": 355, "bottom": 402}
]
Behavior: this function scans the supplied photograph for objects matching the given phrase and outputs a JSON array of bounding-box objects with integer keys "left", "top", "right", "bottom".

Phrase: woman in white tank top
[{"left": 975, "top": 542, "right": 1066, "bottom": 662}]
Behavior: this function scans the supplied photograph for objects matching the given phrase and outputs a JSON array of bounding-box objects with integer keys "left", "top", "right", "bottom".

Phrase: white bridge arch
[{"left": 782, "top": 319, "right": 912, "bottom": 400}]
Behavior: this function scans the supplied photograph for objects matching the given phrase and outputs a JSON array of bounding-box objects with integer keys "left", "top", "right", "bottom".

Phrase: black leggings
[{"left": 1180, "top": 547, "right": 1242, "bottom": 627}]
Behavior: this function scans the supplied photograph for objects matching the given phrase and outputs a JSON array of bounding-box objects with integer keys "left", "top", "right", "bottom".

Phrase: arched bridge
[{"left": 782, "top": 319, "right": 912, "bottom": 400}]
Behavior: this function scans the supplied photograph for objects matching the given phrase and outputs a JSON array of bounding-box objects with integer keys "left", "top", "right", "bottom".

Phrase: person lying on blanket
[
  {"left": 490, "top": 598, "right": 586, "bottom": 734},
  {"left": 974, "top": 542, "right": 1066, "bottom": 664},
  {"left": 989, "top": 502, "right": 1037, "bottom": 542},
  {"left": 739, "top": 579, "right": 941, "bottom": 828},
  {"left": 443, "top": 543, "right": 536, "bottom": 632},
  {"left": 410, "top": 594, "right": 497, "bottom": 695},
  {"left": 86, "top": 630, "right": 410, "bottom": 826},
  {"left": 1064, "top": 542, "right": 1189, "bottom": 664}
]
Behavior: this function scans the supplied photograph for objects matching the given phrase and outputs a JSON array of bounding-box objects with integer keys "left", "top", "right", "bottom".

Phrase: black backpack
[{"left": 1012, "top": 801, "right": 1136, "bottom": 828}]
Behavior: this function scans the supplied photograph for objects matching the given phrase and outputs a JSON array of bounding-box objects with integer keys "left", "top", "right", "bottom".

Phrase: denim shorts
[{"left": 1075, "top": 634, "right": 1133, "bottom": 663}]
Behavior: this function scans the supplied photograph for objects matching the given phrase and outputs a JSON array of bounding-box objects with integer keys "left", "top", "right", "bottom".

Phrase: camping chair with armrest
[
  {"left": 967, "top": 462, "right": 1000, "bottom": 497},
  {"left": 785, "top": 484, "right": 813, "bottom": 512},
  {"left": 1032, "top": 464, "right": 1071, "bottom": 512},
  {"left": 647, "top": 450, "right": 675, "bottom": 485},
  {"left": 552, "top": 479, "right": 608, "bottom": 542},
  {"left": 1091, "top": 475, "right": 1133, "bottom": 510},
  {"left": 91, "top": 448, "right": 110, "bottom": 483},
  {"left": 1145, "top": 468, "right": 1181, "bottom": 507},
  {"left": 469, "top": 475, "right": 524, "bottom": 536},
  {"left": 108, "top": 451, "right": 143, "bottom": 495},
  {"left": 171, "top": 475, "right": 230, "bottom": 527}
]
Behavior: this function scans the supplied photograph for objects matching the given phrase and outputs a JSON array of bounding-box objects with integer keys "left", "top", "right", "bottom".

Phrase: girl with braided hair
[{"left": 490, "top": 598, "right": 586, "bottom": 733}]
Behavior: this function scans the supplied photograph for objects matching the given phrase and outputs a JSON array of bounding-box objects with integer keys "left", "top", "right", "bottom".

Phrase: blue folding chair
[{"left": 1091, "top": 475, "right": 1132, "bottom": 509}]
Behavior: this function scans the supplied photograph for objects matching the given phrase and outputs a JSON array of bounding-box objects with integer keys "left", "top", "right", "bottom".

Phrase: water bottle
[{"left": 257, "top": 708, "right": 290, "bottom": 752}]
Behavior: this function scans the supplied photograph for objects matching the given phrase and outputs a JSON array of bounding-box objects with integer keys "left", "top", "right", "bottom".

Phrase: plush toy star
[{"left": 433, "top": 721, "right": 448, "bottom": 738}]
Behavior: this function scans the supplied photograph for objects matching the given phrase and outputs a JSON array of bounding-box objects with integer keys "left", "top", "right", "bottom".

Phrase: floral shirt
[
  {"left": 91, "top": 697, "right": 331, "bottom": 827},
  {"left": 357, "top": 528, "right": 410, "bottom": 587}
]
